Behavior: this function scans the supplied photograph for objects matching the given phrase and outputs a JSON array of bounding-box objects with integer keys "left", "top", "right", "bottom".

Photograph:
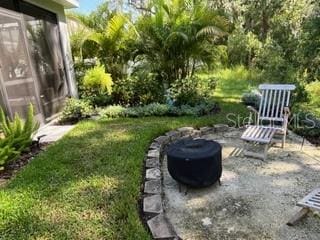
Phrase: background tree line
[{"left": 67, "top": 0, "right": 320, "bottom": 110}]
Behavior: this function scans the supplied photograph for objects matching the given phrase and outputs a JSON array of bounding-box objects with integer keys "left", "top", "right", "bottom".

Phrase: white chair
[
  {"left": 241, "top": 84, "right": 296, "bottom": 160},
  {"left": 287, "top": 188, "right": 320, "bottom": 226}
]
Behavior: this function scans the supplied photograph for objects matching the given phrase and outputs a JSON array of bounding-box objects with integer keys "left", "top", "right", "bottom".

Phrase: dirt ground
[{"left": 162, "top": 128, "right": 320, "bottom": 240}]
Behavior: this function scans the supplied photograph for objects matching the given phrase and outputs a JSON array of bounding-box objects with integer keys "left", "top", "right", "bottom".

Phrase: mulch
[{"left": 0, "top": 142, "right": 49, "bottom": 182}]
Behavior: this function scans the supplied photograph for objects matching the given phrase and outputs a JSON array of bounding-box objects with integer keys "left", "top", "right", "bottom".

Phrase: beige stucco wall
[{"left": 25, "top": 0, "right": 78, "bottom": 98}]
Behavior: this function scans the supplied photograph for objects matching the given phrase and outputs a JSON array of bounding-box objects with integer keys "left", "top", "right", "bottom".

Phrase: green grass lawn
[{"left": 0, "top": 70, "right": 250, "bottom": 240}]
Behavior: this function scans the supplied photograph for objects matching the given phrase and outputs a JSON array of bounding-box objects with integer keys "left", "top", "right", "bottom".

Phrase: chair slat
[
  {"left": 286, "top": 91, "right": 291, "bottom": 107},
  {"left": 271, "top": 89, "right": 277, "bottom": 118},
  {"left": 262, "top": 90, "right": 269, "bottom": 117},
  {"left": 275, "top": 90, "right": 281, "bottom": 118},
  {"left": 280, "top": 90, "right": 286, "bottom": 118},
  {"left": 241, "top": 126, "right": 276, "bottom": 144},
  {"left": 259, "top": 84, "right": 296, "bottom": 90},
  {"left": 267, "top": 90, "right": 274, "bottom": 117}
]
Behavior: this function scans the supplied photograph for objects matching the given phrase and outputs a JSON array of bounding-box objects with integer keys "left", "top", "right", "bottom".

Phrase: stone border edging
[{"left": 141, "top": 124, "right": 229, "bottom": 239}]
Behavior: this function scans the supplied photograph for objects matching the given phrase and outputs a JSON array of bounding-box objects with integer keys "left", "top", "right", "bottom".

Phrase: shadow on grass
[{"left": 0, "top": 116, "right": 229, "bottom": 240}]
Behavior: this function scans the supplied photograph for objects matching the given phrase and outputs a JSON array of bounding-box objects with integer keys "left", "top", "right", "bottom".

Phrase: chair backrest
[{"left": 258, "top": 84, "right": 296, "bottom": 124}]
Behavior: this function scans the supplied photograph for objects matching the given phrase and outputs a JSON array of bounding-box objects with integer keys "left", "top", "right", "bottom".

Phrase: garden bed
[{"left": 0, "top": 143, "right": 49, "bottom": 186}]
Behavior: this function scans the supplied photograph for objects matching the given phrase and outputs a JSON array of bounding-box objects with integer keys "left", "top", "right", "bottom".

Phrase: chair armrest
[
  {"left": 247, "top": 106, "right": 258, "bottom": 114},
  {"left": 284, "top": 107, "right": 290, "bottom": 116}
]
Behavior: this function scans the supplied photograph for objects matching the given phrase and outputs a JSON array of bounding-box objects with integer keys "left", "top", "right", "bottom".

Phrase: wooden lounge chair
[
  {"left": 287, "top": 188, "right": 320, "bottom": 226},
  {"left": 241, "top": 84, "right": 296, "bottom": 160}
]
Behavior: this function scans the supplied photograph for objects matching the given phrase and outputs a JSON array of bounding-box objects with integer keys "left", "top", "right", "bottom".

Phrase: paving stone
[
  {"left": 191, "top": 130, "right": 201, "bottom": 138},
  {"left": 200, "top": 127, "right": 215, "bottom": 134},
  {"left": 143, "top": 194, "right": 163, "bottom": 214},
  {"left": 223, "top": 130, "right": 240, "bottom": 138},
  {"left": 214, "top": 124, "right": 229, "bottom": 132},
  {"left": 149, "top": 142, "right": 161, "bottom": 150},
  {"left": 154, "top": 136, "right": 170, "bottom": 145},
  {"left": 177, "top": 127, "right": 194, "bottom": 135},
  {"left": 165, "top": 131, "right": 181, "bottom": 141},
  {"left": 146, "top": 157, "right": 160, "bottom": 168},
  {"left": 144, "top": 180, "right": 162, "bottom": 194},
  {"left": 147, "top": 149, "right": 160, "bottom": 159},
  {"left": 146, "top": 168, "right": 161, "bottom": 180},
  {"left": 147, "top": 213, "right": 176, "bottom": 239}
]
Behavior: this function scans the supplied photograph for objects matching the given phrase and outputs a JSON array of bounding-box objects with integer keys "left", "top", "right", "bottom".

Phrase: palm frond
[
  {"left": 165, "top": 31, "right": 189, "bottom": 45},
  {"left": 88, "top": 32, "right": 105, "bottom": 46},
  {"left": 106, "top": 14, "right": 127, "bottom": 40},
  {"left": 196, "top": 26, "right": 227, "bottom": 39}
]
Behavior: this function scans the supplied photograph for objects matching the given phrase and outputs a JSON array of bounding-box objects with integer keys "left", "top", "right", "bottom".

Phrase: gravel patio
[{"left": 163, "top": 128, "right": 320, "bottom": 240}]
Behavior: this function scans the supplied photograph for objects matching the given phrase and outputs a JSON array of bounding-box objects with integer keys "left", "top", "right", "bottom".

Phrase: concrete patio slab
[{"left": 34, "top": 125, "right": 75, "bottom": 143}]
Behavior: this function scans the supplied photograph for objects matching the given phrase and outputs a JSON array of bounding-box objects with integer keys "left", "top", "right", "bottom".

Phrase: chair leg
[
  {"left": 263, "top": 144, "right": 269, "bottom": 161},
  {"left": 282, "top": 134, "right": 286, "bottom": 148},
  {"left": 243, "top": 142, "right": 269, "bottom": 160},
  {"left": 287, "top": 207, "right": 309, "bottom": 226}
]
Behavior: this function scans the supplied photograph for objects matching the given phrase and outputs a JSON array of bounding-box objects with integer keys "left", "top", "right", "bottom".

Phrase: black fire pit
[{"left": 167, "top": 138, "right": 222, "bottom": 188}]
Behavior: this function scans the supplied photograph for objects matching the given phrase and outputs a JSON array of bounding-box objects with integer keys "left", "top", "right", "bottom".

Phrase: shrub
[
  {"left": 168, "top": 76, "right": 216, "bottom": 106},
  {"left": 0, "top": 104, "right": 39, "bottom": 170},
  {"left": 82, "top": 65, "right": 113, "bottom": 106},
  {"left": 227, "top": 27, "right": 262, "bottom": 66},
  {"left": 99, "top": 102, "right": 218, "bottom": 119},
  {"left": 140, "top": 103, "right": 169, "bottom": 116},
  {"left": 242, "top": 90, "right": 261, "bottom": 109},
  {"left": 112, "top": 71, "right": 165, "bottom": 106},
  {"left": 99, "top": 105, "right": 126, "bottom": 118},
  {"left": 291, "top": 111, "right": 320, "bottom": 145},
  {"left": 61, "top": 98, "right": 93, "bottom": 122},
  {"left": 255, "top": 37, "right": 296, "bottom": 84}
]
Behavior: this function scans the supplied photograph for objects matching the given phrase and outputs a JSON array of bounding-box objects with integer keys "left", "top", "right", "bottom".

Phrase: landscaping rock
[
  {"left": 177, "top": 127, "right": 194, "bottom": 136},
  {"left": 149, "top": 142, "right": 161, "bottom": 150},
  {"left": 154, "top": 136, "right": 170, "bottom": 145},
  {"left": 191, "top": 129, "right": 201, "bottom": 138},
  {"left": 146, "top": 168, "right": 161, "bottom": 180},
  {"left": 143, "top": 194, "right": 163, "bottom": 214},
  {"left": 214, "top": 124, "right": 229, "bottom": 132},
  {"left": 144, "top": 180, "right": 161, "bottom": 194},
  {"left": 223, "top": 130, "right": 241, "bottom": 138},
  {"left": 200, "top": 127, "right": 215, "bottom": 135},
  {"left": 147, "top": 213, "right": 176, "bottom": 239},
  {"left": 147, "top": 149, "right": 160, "bottom": 159},
  {"left": 146, "top": 157, "right": 160, "bottom": 168},
  {"left": 166, "top": 131, "right": 181, "bottom": 141}
]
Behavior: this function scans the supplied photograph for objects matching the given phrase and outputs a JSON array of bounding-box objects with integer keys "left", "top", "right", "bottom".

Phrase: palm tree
[
  {"left": 135, "top": 0, "right": 229, "bottom": 87},
  {"left": 67, "top": 9, "right": 138, "bottom": 81}
]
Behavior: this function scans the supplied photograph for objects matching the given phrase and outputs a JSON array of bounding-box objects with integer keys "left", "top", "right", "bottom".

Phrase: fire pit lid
[{"left": 167, "top": 138, "right": 221, "bottom": 160}]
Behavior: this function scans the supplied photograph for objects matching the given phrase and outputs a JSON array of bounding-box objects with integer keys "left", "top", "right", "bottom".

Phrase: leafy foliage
[
  {"left": 306, "top": 81, "right": 320, "bottom": 107},
  {"left": 134, "top": 0, "right": 229, "bottom": 87},
  {"left": 241, "top": 90, "right": 261, "bottom": 109},
  {"left": 0, "top": 105, "right": 39, "bottom": 170},
  {"left": 227, "top": 26, "right": 262, "bottom": 66},
  {"left": 61, "top": 98, "right": 94, "bottom": 122},
  {"left": 68, "top": 0, "right": 320, "bottom": 115},
  {"left": 167, "top": 75, "right": 216, "bottom": 106},
  {"left": 81, "top": 65, "right": 113, "bottom": 106},
  {"left": 83, "top": 65, "right": 113, "bottom": 93},
  {"left": 99, "top": 102, "right": 218, "bottom": 118},
  {"left": 112, "top": 69, "right": 165, "bottom": 106}
]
